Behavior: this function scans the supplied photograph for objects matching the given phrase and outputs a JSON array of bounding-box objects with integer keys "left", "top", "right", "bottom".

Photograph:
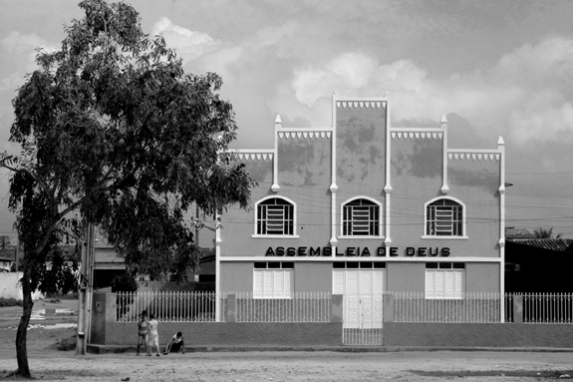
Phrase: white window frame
[
  {"left": 422, "top": 196, "right": 467, "bottom": 239},
  {"left": 253, "top": 196, "right": 299, "bottom": 238},
  {"left": 253, "top": 263, "right": 294, "bottom": 299},
  {"left": 339, "top": 196, "right": 383, "bottom": 238},
  {"left": 425, "top": 263, "right": 465, "bottom": 299}
]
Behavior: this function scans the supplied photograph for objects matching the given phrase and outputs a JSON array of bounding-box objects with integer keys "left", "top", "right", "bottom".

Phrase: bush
[
  {"left": 45, "top": 292, "right": 79, "bottom": 300},
  {"left": 0, "top": 297, "right": 23, "bottom": 307}
]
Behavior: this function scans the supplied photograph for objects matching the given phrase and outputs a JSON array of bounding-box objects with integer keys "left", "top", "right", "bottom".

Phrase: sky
[{"left": 1, "top": 0, "right": 573, "bottom": 238}]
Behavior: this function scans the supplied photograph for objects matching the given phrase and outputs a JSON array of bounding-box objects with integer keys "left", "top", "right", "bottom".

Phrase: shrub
[{"left": 0, "top": 297, "right": 23, "bottom": 307}]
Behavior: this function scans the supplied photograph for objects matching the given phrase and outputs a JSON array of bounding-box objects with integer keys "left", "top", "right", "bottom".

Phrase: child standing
[
  {"left": 146, "top": 313, "right": 160, "bottom": 356},
  {"left": 136, "top": 310, "right": 148, "bottom": 356}
]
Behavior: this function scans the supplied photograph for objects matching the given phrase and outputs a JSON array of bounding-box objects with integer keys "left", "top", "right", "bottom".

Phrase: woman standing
[{"left": 146, "top": 313, "right": 160, "bottom": 356}]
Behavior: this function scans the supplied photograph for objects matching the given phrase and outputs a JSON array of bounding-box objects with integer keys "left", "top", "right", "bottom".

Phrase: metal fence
[
  {"left": 115, "top": 291, "right": 331, "bottom": 323},
  {"left": 228, "top": 291, "right": 332, "bottom": 322},
  {"left": 391, "top": 291, "right": 502, "bottom": 323},
  {"left": 521, "top": 293, "right": 573, "bottom": 323},
  {"left": 116, "top": 291, "right": 217, "bottom": 322}
]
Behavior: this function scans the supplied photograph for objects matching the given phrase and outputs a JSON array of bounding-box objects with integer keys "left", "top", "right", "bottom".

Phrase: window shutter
[
  {"left": 435, "top": 271, "right": 445, "bottom": 299},
  {"left": 283, "top": 269, "right": 293, "bottom": 298},
  {"left": 273, "top": 270, "right": 283, "bottom": 298},
  {"left": 454, "top": 270, "right": 464, "bottom": 299},
  {"left": 373, "top": 270, "right": 384, "bottom": 295},
  {"left": 253, "top": 270, "right": 264, "bottom": 298},
  {"left": 444, "top": 271, "right": 455, "bottom": 299},
  {"left": 263, "top": 270, "right": 273, "bottom": 298},
  {"left": 359, "top": 269, "right": 373, "bottom": 295},
  {"left": 333, "top": 269, "right": 345, "bottom": 295},
  {"left": 425, "top": 270, "right": 436, "bottom": 298}
]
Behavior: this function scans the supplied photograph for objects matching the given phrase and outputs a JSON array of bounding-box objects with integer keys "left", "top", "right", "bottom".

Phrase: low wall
[
  {"left": 91, "top": 292, "right": 343, "bottom": 347},
  {"left": 0, "top": 272, "right": 43, "bottom": 300},
  {"left": 384, "top": 322, "right": 573, "bottom": 348},
  {"left": 104, "top": 322, "right": 342, "bottom": 346}
]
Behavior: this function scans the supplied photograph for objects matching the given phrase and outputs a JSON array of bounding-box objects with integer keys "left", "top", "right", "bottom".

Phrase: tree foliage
[
  {"left": 533, "top": 227, "right": 562, "bottom": 239},
  {"left": 1, "top": 0, "right": 255, "bottom": 377}
]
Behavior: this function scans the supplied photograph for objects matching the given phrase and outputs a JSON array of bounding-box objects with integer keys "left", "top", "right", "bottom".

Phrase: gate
[{"left": 342, "top": 293, "right": 383, "bottom": 345}]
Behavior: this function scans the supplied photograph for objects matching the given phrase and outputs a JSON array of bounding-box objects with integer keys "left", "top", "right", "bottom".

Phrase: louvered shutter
[
  {"left": 425, "top": 270, "right": 436, "bottom": 299},
  {"left": 333, "top": 269, "right": 345, "bottom": 295},
  {"left": 283, "top": 269, "right": 293, "bottom": 298},
  {"left": 263, "top": 271, "right": 273, "bottom": 298},
  {"left": 444, "top": 271, "right": 455, "bottom": 299},
  {"left": 453, "top": 270, "right": 464, "bottom": 299},
  {"left": 253, "top": 270, "right": 264, "bottom": 298}
]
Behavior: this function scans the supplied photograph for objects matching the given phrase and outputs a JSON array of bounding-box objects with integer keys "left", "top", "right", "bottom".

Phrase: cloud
[
  {"left": 284, "top": 36, "right": 573, "bottom": 146},
  {"left": 151, "top": 17, "right": 223, "bottom": 64},
  {"left": 0, "top": 31, "right": 55, "bottom": 92}
]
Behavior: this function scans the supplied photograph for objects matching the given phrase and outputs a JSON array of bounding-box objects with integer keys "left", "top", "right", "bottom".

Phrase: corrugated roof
[
  {"left": 509, "top": 238, "right": 573, "bottom": 252},
  {"left": 505, "top": 227, "right": 535, "bottom": 239}
]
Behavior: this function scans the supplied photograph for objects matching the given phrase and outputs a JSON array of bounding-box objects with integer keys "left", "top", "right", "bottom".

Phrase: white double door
[{"left": 333, "top": 269, "right": 384, "bottom": 329}]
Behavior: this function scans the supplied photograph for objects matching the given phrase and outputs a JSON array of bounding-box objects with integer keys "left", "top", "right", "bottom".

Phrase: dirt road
[
  {"left": 2, "top": 346, "right": 573, "bottom": 381},
  {"left": 2, "top": 300, "right": 573, "bottom": 381}
]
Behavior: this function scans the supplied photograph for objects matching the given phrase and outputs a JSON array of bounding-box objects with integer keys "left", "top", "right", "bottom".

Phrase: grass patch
[
  {"left": 0, "top": 297, "right": 23, "bottom": 307},
  {"left": 44, "top": 292, "right": 79, "bottom": 300}
]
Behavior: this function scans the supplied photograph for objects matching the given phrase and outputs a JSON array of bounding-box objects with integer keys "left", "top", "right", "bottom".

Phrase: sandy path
[{"left": 2, "top": 349, "right": 573, "bottom": 381}]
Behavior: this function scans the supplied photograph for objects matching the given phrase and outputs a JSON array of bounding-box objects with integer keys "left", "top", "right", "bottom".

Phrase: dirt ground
[{"left": 2, "top": 300, "right": 573, "bottom": 381}]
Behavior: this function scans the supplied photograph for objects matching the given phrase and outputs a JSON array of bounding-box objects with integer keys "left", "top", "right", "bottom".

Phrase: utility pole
[
  {"left": 15, "top": 236, "right": 19, "bottom": 273},
  {"left": 76, "top": 223, "right": 95, "bottom": 355}
]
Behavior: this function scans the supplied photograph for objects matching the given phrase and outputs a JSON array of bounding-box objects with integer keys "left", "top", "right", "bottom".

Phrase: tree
[
  {"left": 533, "top": 227, "right": 562, "bottom": 239},
  {"left": 1, "top": 0, "right": 254, "bottom": 377}
]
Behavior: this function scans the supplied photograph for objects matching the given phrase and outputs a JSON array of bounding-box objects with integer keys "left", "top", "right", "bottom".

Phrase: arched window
[
  {"left": 342, "top": 198, "right": 381, "bottom": 236},
  {"left": 425, "top": 198, "right": 464, "bottom": 237},
  {"left": 256, "top": 197, "right": 295, "bottom": 236}
]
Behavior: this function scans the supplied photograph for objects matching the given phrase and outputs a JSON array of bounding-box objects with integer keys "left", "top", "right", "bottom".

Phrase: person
[
  {"left": 146, "top": 313, "right": 160, "bottom": 356},
  {"left": 136, "top": 310, "right": 148, "bottom": 356},
  {"left": 163, "top": 332, "right": 185, "bottom": 355}
]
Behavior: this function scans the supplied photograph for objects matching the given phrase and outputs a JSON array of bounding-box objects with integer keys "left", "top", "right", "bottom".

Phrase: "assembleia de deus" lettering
[{"left": 265, "top": 246, "right": 450, "bottom": 257}]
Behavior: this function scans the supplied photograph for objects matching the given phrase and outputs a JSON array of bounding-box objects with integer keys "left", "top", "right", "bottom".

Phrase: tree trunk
[{"left": 15, "top": 265, "right": 33, "bottom": 378}]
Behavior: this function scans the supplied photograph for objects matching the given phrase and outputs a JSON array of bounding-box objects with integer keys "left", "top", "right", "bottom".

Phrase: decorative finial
[
  {"left": 440, "top": 114, "right": 448, "bottom": 125},
  {"left": 497, "top": 136, "right": 505, "bottom": 147},
  {"left": 275, "top": 114, "right": 282, "bottom": 128}
]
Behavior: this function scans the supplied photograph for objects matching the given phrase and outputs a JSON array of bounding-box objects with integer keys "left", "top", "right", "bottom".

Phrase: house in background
[
  {"left": 93, "top": 213, "right": 216, "bottom": 291},
  {"left": 505, "top": 233, "right": 573, "bottom": 293},
  {"left": 0, "top": 248, "right": 15, "bottom": 272}
]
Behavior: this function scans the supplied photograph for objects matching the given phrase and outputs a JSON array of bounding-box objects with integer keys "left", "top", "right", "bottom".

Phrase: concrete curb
[{"left": 87, "top": 344, "right": 573, "bottom": 355}]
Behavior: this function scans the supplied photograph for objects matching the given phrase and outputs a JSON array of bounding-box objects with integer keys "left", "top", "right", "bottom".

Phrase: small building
[
  {"left": 218, "top": 95, "right": 506, "bottom": 326},
  {"left": 506, "top": 238, "right": 573, "bottom": 293}
]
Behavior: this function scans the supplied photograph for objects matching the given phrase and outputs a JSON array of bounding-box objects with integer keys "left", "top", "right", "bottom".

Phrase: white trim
[
  {"left": 253, "top": 195, "right": 298, "bottom": 237},
  {"left": 215, "top": 210, "right": 221, "bottom": 322},
  {"left": 330, "top": 95, "right": 338, "bottom": 253},
  {"left": 272, "top": 124, "right": 279, "bottom": 192},
  {"left": 421, "top": 235, "right": 468, "bottom": 240},
  {"left": 441, "top": 118, "right": 449, "bottom": 194},
  {"left": 385, "top": 100, "right": 392, "bottom": 245},
  {"left": 498, "top": 137, "right": 506, "bottom": 322},
  {"left": 339, "top": 196, "right": 383, "bottom": 238},
  {"left": 338, "top": 236, "right": 385, "bottom": 240},
  {"left": 227, "top": 149, "right": 275, "bottom": 153},
  {"left": 447, "top": 148, "right": 502, "bottom": 154},
  {"left": 252, "top": 234, "right": 300, "bottom": 239},
  {"left": 423, "top": 196, "right": 466, "bottom": 238},
  {"left": 276, "top": 127, "right": 333, "bottom": 132},
  {"left": 220, "top": 256, "right": 502, "bottom": 263},
  {"left": 390, "top": 127, "right": 444, "bottom": 133}
]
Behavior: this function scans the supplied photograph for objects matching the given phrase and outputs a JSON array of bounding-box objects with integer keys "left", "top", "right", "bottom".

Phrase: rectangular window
[
  {"left": 253, "top": 263, "right": 293, "bottom": 298},
  {"left": 425, "top": 265, "right": 464, "bottom": 299}
]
